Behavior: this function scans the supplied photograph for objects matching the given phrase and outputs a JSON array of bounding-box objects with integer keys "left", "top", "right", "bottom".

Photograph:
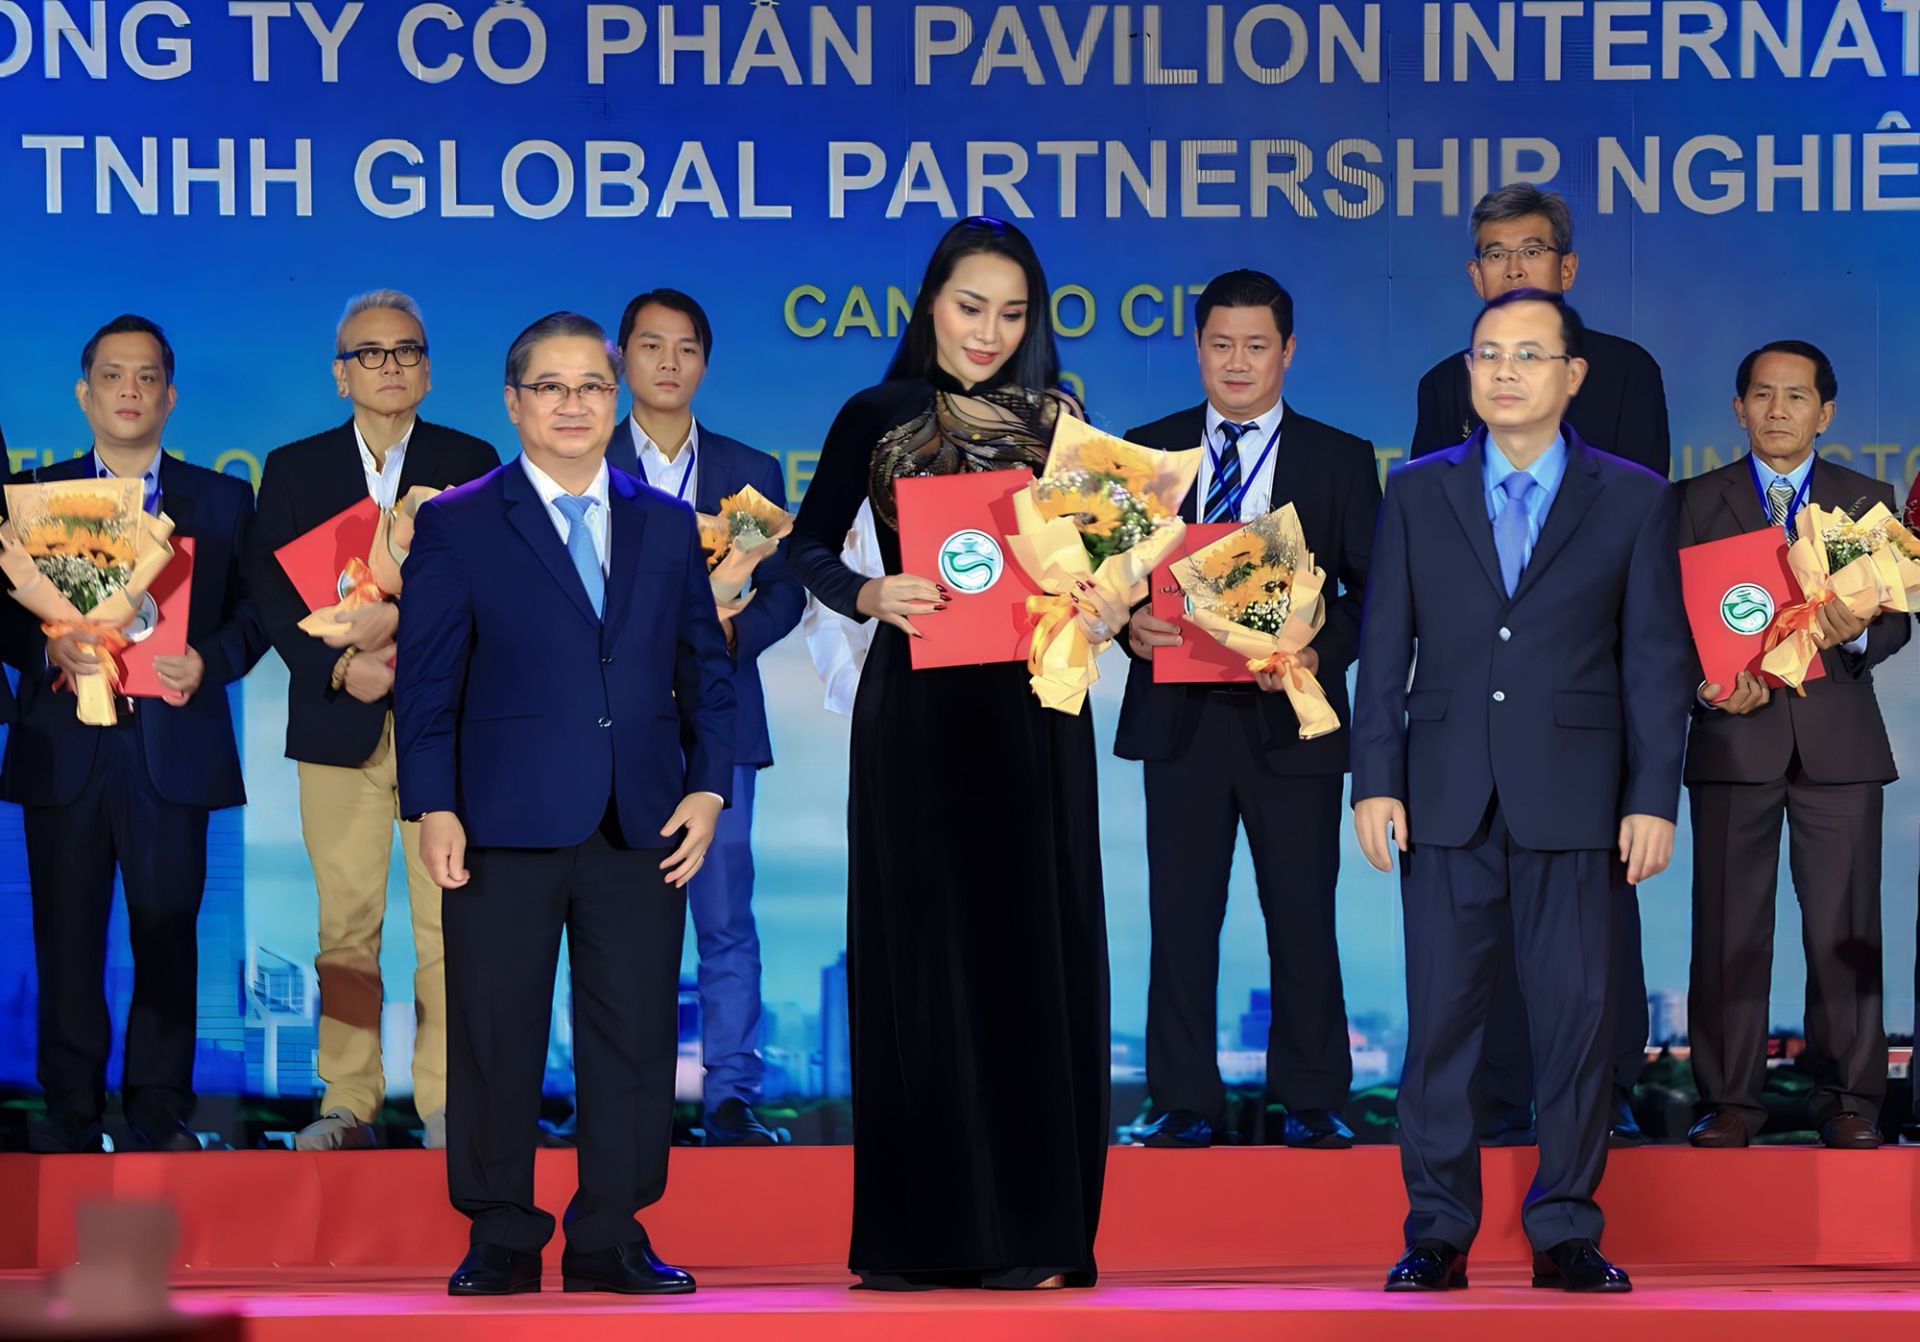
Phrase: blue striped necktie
[{"left": 1204, "top": 421, "right": 1259, "bottom": 524}]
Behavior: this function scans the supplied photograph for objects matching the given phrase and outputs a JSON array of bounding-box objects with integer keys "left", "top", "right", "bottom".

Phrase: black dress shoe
[
  {"left": 562, "top": 1239, "right": 696, "bottom": 1295},
  {"left": 704, "top": 1098, "right": 785, "bottom": 1146},
  {"left": 1531, "top": 1239, "right": 1631, "bottom": 1292},
  {"left": 1139, "top": 1109, "right": 1214, "bottom": 1148},
  {"left": 1608, "top": 1090, "right": 1645, "bottom": 1147},
  {"left": 1281, "top": 1108, "right": 1354, "bottom": 1149},
  {"left": 1820, "top": 1112, "right": 1883, "bottom": 1149},
  {"left": 129, "top": 1113, "right": 203, "bottom": 1152},
  {"left": 29, "top": 1114, "right": 106, "bottom": 1154},
  {"left": 1687, "top": 1109, "right": 1750, "bottom": 1148},
  {"left": 1384, "top": 1240, "right": 1469, "bottom": 1291},
  {"left": 448, "top": 1243, "right": 542, "bottom": 1296}
]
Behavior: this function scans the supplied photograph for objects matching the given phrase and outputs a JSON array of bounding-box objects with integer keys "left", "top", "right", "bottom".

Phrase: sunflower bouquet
[
  {"left": 699, "top": 484, "right": 795, "bottom": 606},
  {"left": 299, "top": 485, "right": 443, "bottom": 640},
  {"left": 1006, "top": 414, "right": 1202, "bottom": 713},
  {"left": 1760, "top": 499, "right": 1920, "bottom": 692},
  {"left": 1170, "top": 504, "right": 1339, "bottom": 739},
  {"left": 0, "top": 478, "right": 177, "bottom": 725}
]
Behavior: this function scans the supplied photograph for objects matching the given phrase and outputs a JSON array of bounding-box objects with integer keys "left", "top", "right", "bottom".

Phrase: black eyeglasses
[{"left": 337, "top": 343, "right": 428, "bottom": 369}]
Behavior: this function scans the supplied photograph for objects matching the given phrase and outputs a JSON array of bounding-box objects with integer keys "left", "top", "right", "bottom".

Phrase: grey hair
[
  {"left": 504, "top": 311, "right": 624, "bottom": 386},
  {"left": 335, "top": 289, "right": 426, "bottom": 350},
  {"left": 1469, "top": 184, "right": 1574, "bottom": 255}
]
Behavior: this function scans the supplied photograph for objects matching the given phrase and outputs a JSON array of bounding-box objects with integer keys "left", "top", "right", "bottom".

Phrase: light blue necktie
[
  {"left": 1493, "top": 470, "right": 1536, "bottom": 596},
  {"left": 554, "top": 493, "right": 605, "bottom": 618}
]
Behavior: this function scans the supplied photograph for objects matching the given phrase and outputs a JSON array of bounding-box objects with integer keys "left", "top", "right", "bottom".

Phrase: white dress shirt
[
  {"left": 1198, "top": 401, "right": 1285, "bottom": 520},
  {"left": 630, "top": 416, "right": 699, "bottom": 503},
  {"left": 355, "top": 418, "right": 413, "bottom": 509},
  {"left": 519, "top": 454, "right": 611, "bottom": 573}
]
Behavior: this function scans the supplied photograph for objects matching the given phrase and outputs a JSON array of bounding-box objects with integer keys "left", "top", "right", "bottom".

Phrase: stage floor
[
  {"left": 7, "top": 1263, "right": 1920, "bottom": 1341},
  {"left": 4, "top": 1148, "right": 1920, "bottom": 1338}
]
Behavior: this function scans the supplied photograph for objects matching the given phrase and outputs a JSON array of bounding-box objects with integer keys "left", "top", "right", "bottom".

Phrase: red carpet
[{"left": 3, "top": 1147, "right": 1919, "bottom": 1338}]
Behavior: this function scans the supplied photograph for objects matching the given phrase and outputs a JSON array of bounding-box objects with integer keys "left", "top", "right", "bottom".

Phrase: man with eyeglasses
[
  {"left": 605, "top": 288, "right": 803, "bottom": 1146},
  {"left": 248, "top": 290, "right": 497, "bottom": 1151},
  {"left": 1354, "top": 289, "right": 1690, "bottom": 1294},
  {"left": 1411, "top": 185, "right": 1670, "bottom": 479},
  {"left": 396, "top": 312, "right": 734, "bottom": 1297},
  {"left": 1413, "top": 187, "right": 1671, "bottom": 1149}
]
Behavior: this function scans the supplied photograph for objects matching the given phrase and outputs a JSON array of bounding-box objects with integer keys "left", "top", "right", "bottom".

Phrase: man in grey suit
[{"left": 1677, "top": 340, "right": 1908, "bottom": 1150}]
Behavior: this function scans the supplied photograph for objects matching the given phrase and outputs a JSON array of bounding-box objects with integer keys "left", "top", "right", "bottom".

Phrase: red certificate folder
[
  {"left": 1150, "top": 523, "right": 1251, "bottom": 683},
  {"left": 1679, "top": 524, "right": 1825, "bottom": 697},
  {"left": 895, "top": 469, "right": 1041, "bottom": 670},
  {"left": 273, "top": 497, "right": 380, "bottom": 612},
  {"left": 121, "top": 537, "right": 194, "bottom": 698}
]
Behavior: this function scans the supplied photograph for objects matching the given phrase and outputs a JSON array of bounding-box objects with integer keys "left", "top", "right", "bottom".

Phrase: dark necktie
[{"left": 1203, "top": 421, "right": 1260, "bottom": 524}]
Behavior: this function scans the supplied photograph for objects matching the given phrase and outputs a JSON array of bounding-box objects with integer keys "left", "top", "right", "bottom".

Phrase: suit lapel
[
  {"left": 26, "top": 454, "right": 93, "bottom": 486},
  {"left": 603, "top": 470, "right": 649, "bottom": 638},
  {"left": 155, "top": 454, "right": 198, "bottom": 532},
  {"left": 1440, "top": 431, "right": 1506, "bottom": 598},
  {"left": 1512, "top": 430, "right": 1603, "bottom": 601},
  {"left": 1717, "top": 458, "right": 1772, "bottom": 534},
  {"left": 319, "top": 421, "right": 376, "bottom": 515},
  {"left": 502, "top": 458, "right": 601, "bottom": 626},
  {"left": 1265, "top": 403, "right": 1306, "bottom": 520},
  {"left": 692, "top": 425, "right": 725, "bottom": 515},
  {"left": 395, "top": 419, "right": 439, "bottom": 495}
]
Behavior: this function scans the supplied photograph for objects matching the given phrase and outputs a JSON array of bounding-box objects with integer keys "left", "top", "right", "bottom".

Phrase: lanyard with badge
[
  {"left": 1746, "top": 452, "right": 1811, "bottom": 534},
  {"left": 1208, "top": 419, "right": 1282, "bottom": 519}
]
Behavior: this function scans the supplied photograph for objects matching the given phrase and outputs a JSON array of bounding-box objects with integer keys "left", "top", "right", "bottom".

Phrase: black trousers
[
  {"left": 1143, "top": 694, "right": 1352, "bottom": 1120},
  {"left": 1398, "top": 803, "right": 1615, "bottom": 1252},
  {"left": 1473, "top": 867, "right": 1647, "bottom": 1123},
  {"left": 26, "top": 721, "right": 209, "bottom": 1129},
  {"left": 443, "top": 815, "right": 686, "bottom": 1254},
  {"left": 1688, "top": 774, "right": 1885, "bottom": 1133}
]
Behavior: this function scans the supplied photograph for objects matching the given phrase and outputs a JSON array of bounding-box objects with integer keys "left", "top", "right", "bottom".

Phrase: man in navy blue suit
[
  {"left": 1, "top": 315, "right": 268, "bottom": 1153},
  {"left": 1352, "top": 291, "right": 1691, "bottom": 1294},
  {"left": 606, "top": 288, "right": 803, "bottom": 1146},
  {"left": 396, "top": 311, "right": 734, "bottom": 1298}
]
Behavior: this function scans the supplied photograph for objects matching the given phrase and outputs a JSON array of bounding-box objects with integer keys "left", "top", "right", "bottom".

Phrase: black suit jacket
[
  {"left": 1679, "top": 456, "right": 1909, "bottom": 785},
  {"left": 248, "top": 418, "right": 499, "bottom": 767},
  {"left": 606, "top": 421, "right": 803, "bottom": 768},
  {"left": 0, "top": 453, "right": 269, "bottom": 809},
  {"left": 1411, "top": 327, "right": 1672, "bottom": 477},
  {"left": 1113, "top": 402, "right": 1381, "bottom": 773}
]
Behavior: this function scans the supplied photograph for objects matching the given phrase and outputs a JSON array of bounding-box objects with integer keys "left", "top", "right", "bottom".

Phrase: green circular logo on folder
[
  {"left": 938, "top": 529, "right": 1003, "bottom": 593},
  {"left": 1719, "top": 582, "right": 1774, "bottom": 635}
]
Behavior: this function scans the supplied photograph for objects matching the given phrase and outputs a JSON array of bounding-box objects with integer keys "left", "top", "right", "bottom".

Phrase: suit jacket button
[
  {"left": 1491, "top": 691, "right": 1505, "bottom": 703},
  {"left": 597, "top": 716, "right": 613, "bottom": 728},
  {"left": 1498, "top": 626, "right": 1511, "bottom": 641},
  {"left": 601, "top": 656, "right": 613, "bottom": 664}
]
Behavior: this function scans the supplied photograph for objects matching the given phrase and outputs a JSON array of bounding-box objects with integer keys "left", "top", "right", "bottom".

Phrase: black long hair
[{"left": 885, "top": 216, "right": 1059, "bottom": 392}]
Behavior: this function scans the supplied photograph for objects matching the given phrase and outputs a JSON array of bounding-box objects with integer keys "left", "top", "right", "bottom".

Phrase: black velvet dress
[{"left": 790, "top": 371, "right": 1110, "bottom": 1289}]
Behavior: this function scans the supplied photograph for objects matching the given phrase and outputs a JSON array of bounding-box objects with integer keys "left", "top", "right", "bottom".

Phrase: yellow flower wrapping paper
[
  {"left": 1005, "top": 415, "right": 1200, "bottom": 714},
  {"left": 1169, "top": 504, "right": 1340, "bottom": 739},
  {"left": 700, "top": 483, "right": 795, "bottom": 604},
  {"left": 1761, "top": 500, "right": 1908, "bottom": 692},
  {"left": 1, "top": 478, "right": 177, "bottom": 725}
]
